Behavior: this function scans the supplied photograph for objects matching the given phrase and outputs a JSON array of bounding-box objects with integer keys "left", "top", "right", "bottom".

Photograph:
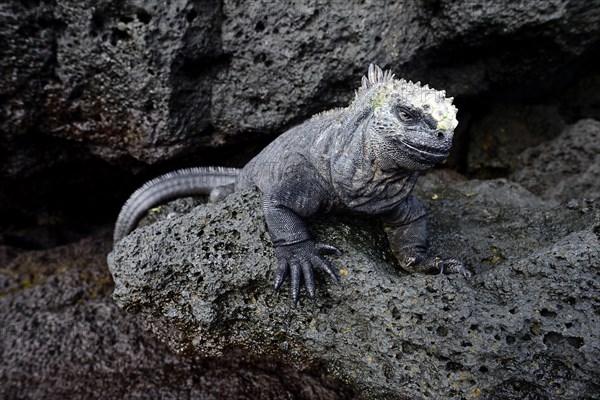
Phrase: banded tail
[{"left": 113, "top": 166, "right": 240, "bottom": 243}]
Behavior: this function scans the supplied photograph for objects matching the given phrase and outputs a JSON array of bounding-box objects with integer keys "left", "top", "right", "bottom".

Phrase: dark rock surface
[
  {"left": 108, "top": 175, "right": 600, "bottom": 399},
  {"left": 511, "top": 119, "right": 600, "bottom": 203},
  {"left": 0, "top": 0, "right": 223, "bottom": 167},
  {"left": 1, "top": 0, "right": 599, "bottom": 172},
  {"left": 214, "top": 0, "right": 600, "bottom": 133},
  {"left": 0, "top": 229, "right": 356, "bottom": 399}
]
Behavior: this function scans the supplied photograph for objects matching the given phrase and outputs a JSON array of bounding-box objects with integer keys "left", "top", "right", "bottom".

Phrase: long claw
[
  {"left": 301, "top": 260, "right": 315, "bottom": 299},
  {"left": 404, "top": 256, "right": 417, "bottom": 269},
  {"left": 290, "top": 262, "right": 301, "bottom": 307},
  {"left": 274, "top": 261, "right": 288, "bottom": 292},
  {"left": 311, "top": 256, "right": 340, "bottom": 285},
  {"left": 316, "top": 243, "right": 342, "bottom": 256},
  {"left": 438, "top": 261, "right": 445, "bottom": 275},
  {"left": 444, "top": 258, "right": 472, "bottom": 278}
]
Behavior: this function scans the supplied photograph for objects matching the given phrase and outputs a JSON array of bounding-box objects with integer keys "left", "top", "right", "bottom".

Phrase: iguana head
[{"left": 353, "top": 64, "right": 458, "bottom": 171}]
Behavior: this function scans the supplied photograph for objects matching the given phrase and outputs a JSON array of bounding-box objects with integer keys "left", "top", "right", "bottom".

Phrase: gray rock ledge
[{"left": 108, "top": 177, "right": 600, "bottom": 399}]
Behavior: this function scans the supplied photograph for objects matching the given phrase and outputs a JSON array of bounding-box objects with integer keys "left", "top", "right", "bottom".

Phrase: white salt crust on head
[{"left": 355, "top": 64, "right": 458, "bottom": 131}]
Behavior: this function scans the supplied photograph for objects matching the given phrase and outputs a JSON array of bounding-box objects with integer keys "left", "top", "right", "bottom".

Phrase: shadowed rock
[
  {"left": 467, "top": 104, "right": 565, "bottom": 177},
  {"left": 511, "top": 119, "right": 600, "bottom": 203},
  {"left": 108, "top": 175, "right": 600, "bottom": 399},
  {"left": 0, "top": 229, "right": 356, "bottom": 399}
]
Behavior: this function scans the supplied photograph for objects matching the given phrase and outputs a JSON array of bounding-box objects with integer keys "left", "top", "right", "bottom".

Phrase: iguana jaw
[
  {"left": 373, "top": 118, "right": 454, "bottom": 171},
  {"left": 395, "top": 137, "right": 449, "bottom": 163}
]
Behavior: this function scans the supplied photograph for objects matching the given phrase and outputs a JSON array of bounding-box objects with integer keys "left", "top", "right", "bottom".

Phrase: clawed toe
[
  {"left": 445, "top": 259, "right": 473, "bottom": 278},
  {"left": 273, "top": 240, "right": 341, "bottom": 307},
  {"left": 315, "top": 243, "right": 342, "bottom": 256}
]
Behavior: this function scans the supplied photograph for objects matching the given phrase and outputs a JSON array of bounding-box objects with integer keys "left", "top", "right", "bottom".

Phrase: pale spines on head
[
  {"left": 358, "top": 63, "right": 395, "bottom": 94},
  {"left": 354, "top": 63, "right": 458, "bottom": 132}
]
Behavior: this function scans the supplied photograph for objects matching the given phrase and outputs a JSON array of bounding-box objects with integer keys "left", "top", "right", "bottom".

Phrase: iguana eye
[
  {"left": 396, "top": 107, "right": 417, "bottom": 123},
  {"left": 399, "top": 111, "right": 413, "bottom": 121}
]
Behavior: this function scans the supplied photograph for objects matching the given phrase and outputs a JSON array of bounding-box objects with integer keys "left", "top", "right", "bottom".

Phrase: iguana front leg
[
  {"left": 262, "top": 176, "right": 339, "bottom": 306},
  {"left": 383, "top": 195, "right": 471, "bottom": 277}
]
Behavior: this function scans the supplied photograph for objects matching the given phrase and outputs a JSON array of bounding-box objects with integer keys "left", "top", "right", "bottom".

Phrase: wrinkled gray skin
[{"left": 115, "top": 64, "right": 470, "bottom": 305}]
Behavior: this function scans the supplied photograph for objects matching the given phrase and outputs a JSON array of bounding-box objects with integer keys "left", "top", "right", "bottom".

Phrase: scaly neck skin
[{"left": 312, "top": 108, "right": 416, "bottom": 211}]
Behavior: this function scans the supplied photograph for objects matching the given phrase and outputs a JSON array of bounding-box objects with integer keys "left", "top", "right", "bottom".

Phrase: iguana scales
[{"left": 114, "top": 64, "right": 471, "bottom": 305}]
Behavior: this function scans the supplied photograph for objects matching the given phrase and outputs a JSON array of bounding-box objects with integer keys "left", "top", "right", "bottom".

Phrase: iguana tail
[{"left": 113, "top": 166, "right": 240, "bottom": 243}]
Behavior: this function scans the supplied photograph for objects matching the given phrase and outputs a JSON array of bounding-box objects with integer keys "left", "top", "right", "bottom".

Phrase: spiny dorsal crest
[
  {"left": 359, "top": 63, "right": 395, "bottom": 92},
  {"left": 355, "top": 63, "right": 458, "bottom": 131}
]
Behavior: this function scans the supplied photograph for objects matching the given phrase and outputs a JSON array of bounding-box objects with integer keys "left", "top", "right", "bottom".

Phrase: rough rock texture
[
  {"left": 511, "top": 119, "right": 600, "bottom": 203},
  {"left": 0, "top": 229, "right": 356, "bottom": 399},
  {"left": 214, "top": 0, "right": 599, "bottom": 132},
  {"left": 108, "top": 175, "right": 600, "bottom": 399},
  {"left": 0, "top": 0, "right": 223, "bottom": 168},
  {"left": 1, "top": 0, "right": 599, "bottom": 171}
]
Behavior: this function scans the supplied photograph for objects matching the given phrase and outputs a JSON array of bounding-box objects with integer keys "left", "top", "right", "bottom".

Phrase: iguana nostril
[{"left": 437, "top": 131, "right": 444, "bottom": 140}]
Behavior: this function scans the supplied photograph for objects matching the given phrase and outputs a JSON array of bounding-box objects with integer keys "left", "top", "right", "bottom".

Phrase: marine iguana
[{"left": 114, "top": 64, "right": 471, "bottom": 305}]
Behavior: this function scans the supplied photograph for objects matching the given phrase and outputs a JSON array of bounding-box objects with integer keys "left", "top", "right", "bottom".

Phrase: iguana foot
[
  {"left": 440, "top": 257, "right": 472, "bottom": 277},
  {"left": 273, "top": 240, "right": 340, "bottom": 306},
  {"left": 403, "top": 255, "right": 472, "bottom": 277}
]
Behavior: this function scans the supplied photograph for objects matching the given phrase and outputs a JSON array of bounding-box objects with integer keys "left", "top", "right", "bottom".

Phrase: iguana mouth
[{"left": 396, "top": 138, "right": 449, "bottom": 159}]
